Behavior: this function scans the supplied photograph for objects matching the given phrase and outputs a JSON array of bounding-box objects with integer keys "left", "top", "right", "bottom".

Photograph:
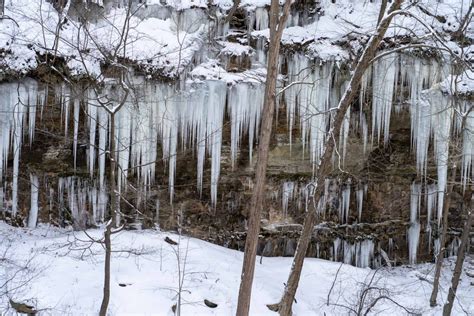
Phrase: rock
[
  {"left": 204, "top": 299, "right": 218, "bottom": 308},
  {"left": 164, "top": 237, "right": 178, "bottom": 245},
  {"left": 9, "top": 299, "right": 37, "bottom": 315},
  {"left": 266, "top": 303, "right": 280, "bottom": 312}
]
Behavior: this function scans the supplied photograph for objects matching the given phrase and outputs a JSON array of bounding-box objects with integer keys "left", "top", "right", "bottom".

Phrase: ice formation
[
  {"left": 335, "top": 238, "right": 374, "bottom": 268},
  {"left": 282, "top": 181, "right": 295, "bottom": 219},
  {"left": 426, "top": 88, "right": 453, "bottom": 225},
  {"left": 356, "top": 184, "right": 365, "bottom": 222},
  {"left": 340, "top": 181, "right": 351, "bottom": 224},
  {"left": 28, "top": 174, "right": 39, "bottom": 228},
  {"left": 284, "top": 54, "right": 333, "bottom": 171},
  {"left": 0, "top": 81, "right": 38, "bottom": 216},
  {"left": 0, "top": 47, "right": 470, "bottom": 269},
  {"left": 371, "top": 54, "right": 398, "bottom": 146},
  {"left": 407, "top": 182, "right": 421, "bottom": 264},
  {"left": 461, "top": 107, "right": 474, "bottom": 189},
  {"left": 58, "top": 177, "right": 108, "bottom": 228}
]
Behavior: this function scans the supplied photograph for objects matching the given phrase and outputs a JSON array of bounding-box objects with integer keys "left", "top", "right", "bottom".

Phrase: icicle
[
  {"left": 90, "top": 187, "right": 98, "bottom": 225},
  {"left": 371, "top": 54, "right": 398, "bottom": 145},
  {"left": 28, "top": 84, "right": 38, "bottom": 146},
  {"left": 115, "top": 97, "right": 132, "bottom": 193},
  {"left": 28, "top": 174, "right": 39, "bottom": 228},
  {"left": 254, "top": 7, "right": 269, "bottom": 31},
  {"left": 356, "top": 185, "right": 364, "bottom": 222},
  {"left": 411, "top": 97, "right": 431, "bottom": 176},
  {"left": 461, "top": 108, "right": 474, "bottom": 189},
  {"left": 427, "top": 88, "right": 453, "bottom": 226},
  {"left": 73, "top": 99, "right": 80, "bottom": 169},
  {"left": 88, "top": 92, "right": 98, "bottom": 176},
  {"left": 61, "top": 85, "right": 70, "bottom": 138},
  {"left": 11, "top": 83, "right": 28, "bottom": 216},
  {"left": 426, "top": 183, "right": 437, "bottom": 250},
  {"left": 407, "top": 182, "right": 421, "bottom": 264},
  {"left": 228, "top": 84, "right": 245, "bottom": 169},
  {"left": 98, "top": 107, "right": 108, "bottom": 188},
  {"left": 355, "top": 239, "right": 374, "bottom": 268},
  {"left": 98, "top": 188, "right": 107, "bottom": 223},
  {"left": 343, "top": 241, "right": 354, "bottom": 265},
  {"left": 286, "top": 54, "right": 332, "bottom": 171},
  {"left": 340, "top": 181, "right": 351, "bottom": 224},
  {"left": 360, "top": 113, "right": 368, "bottom": 154},
  {"left": 340, "top": 105, "right": 351, "bottom": 166},
  {"left": 282, "top": 181, "right": 295, "bottom": 219},
  {"left": 207, "top": 81, "right": 226, "bottom": 206},
  {"left": 333, "top": 238, "right": 341, "bottom": 261}
]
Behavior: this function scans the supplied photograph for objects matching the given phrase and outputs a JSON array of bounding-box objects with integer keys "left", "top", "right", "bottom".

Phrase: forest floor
[{"left": 0, "top": 222, "right": 473, "bottom": 315}]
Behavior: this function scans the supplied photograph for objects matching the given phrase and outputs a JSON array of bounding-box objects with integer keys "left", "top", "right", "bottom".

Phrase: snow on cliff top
[
  {"left": 0, "top": 0, "right": 471, "bottom": 78},
  {"left": 440, "top": 69, "right": 474, "bottom": 96}
]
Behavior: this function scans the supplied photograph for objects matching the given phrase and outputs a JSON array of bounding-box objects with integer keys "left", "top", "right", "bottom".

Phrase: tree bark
[
  {"left": 99, "top": 112, "right": 118, "bottom": 316},
  {"left": 442, "top": 189, "right": 472, "bottom": 316},
  {"left": 430, "top": 166, "right": 457, "bottom": 307},
  {"left": 235, "top": 1, "right": 292, "bottom": 316},
  {"left": 276, "top": 1, "right": 404, "bottom": 315},
  {"left": 377, "top": 0, "right": 388, "bottom": 26}
]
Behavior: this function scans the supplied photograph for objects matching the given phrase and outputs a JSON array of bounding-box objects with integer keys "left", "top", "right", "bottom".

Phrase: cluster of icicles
[
  {"left": 0, "top": 53, "right": 472, "bottom": 231},
  {"left": 279, "top": 178, "right": 367, "bottom": 225}
]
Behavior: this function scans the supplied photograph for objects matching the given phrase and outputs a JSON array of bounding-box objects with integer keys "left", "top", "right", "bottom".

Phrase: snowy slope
[{"left": 1, "top": 223, "right": 473, "bottom": 315}]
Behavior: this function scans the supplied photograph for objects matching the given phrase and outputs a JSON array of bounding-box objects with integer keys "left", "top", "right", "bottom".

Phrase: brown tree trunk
[
  {"left": 99, "top": 112, "right": 118, "bottom": 316},
  {"left": 377, "top": 0, "right": 388, "bottom": 26},
  {"left": 235, "top": 1, "right": 292, "bottom": 316},
  {"left": 276, "top": 1, "right": 404, "bottom": 315},
  {"left": 430, "top": 166, "right": 457, "bottom": 307},
  {"left": 442, "top": 189, "right": 472, "bottom": 316}
]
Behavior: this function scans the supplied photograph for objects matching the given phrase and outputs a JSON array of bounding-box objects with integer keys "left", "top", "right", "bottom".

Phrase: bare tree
[
  {"left": 442, "top": 189, "right": 473, "bottom": 316},
  {"left": 275, "top": 1, "right": 405, "bottom": 314},
  {"left": 235, "top": 1, "right": 292, "bottom": 315},
  {"left": 327, "top": 268, "right": 419, "bottom": 315},
  {"left": 430, "top": 165, "right": 457, "bottom": 306}
]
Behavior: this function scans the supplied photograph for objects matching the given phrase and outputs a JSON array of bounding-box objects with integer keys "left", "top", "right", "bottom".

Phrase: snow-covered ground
[{"left": 1, "top": 222, "right": 473, "bottom": 315}]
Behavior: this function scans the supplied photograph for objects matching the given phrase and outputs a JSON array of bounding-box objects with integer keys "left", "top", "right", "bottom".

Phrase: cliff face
[{"left": 0, "top": 0, "right": 473, "bottom": 267}]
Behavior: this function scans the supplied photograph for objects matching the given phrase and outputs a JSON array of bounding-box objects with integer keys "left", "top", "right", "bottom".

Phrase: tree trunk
[
  {"left": 376, "top": 0, "right": 388, "bottom": 26},
  {"left": 99, "top": 112, "right": 118, "bottom": 316},
  {"left": 235, "top": 1, "right": 292, "bottom": 316},
  {"left": 442, "top": 189, "right": 472, "bottom": 316},
  {"left": 277, "top": 1, "right": 404, "bottom": 315},
  {"left": 430, "top": 166, "right": 457, "bottom": 307}
]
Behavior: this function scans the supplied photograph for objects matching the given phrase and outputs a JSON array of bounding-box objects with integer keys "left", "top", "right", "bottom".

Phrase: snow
[
  {"left": 1, "top": 223, "right": 473, "bottom": 315},
  {"left": 1, "top": 0, "right": 471, "bottom": 77},
  {"left": 440, "top": 69, "right": 474, "bottom": 96},
  {"left": 218, "top": 41, "right": 253, "bottom": 57}
]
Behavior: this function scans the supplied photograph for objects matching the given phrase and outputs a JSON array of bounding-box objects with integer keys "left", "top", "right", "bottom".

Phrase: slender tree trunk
[
  {"left": 377, "top": 0, "right": 388, "bottom": 26},
  {"left": 99, "top": 112, "right": 118, "bottom": 316},
  {"left": 430, "top": 166, "right": 457, "bottom": 307},
  {"left": 442, "top": 189, "right": 472, "bottom": 316},
  {"left": 235, "top": 1, "right": 292, "bottom": 315},
  {"left": 277, "top": 1, "right": 404, "bottom": 315}
]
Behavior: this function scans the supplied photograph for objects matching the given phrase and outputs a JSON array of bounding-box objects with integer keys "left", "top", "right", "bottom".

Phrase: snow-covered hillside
[{"left": 1, "top": 223, "right": 473, "bottom": 315}]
